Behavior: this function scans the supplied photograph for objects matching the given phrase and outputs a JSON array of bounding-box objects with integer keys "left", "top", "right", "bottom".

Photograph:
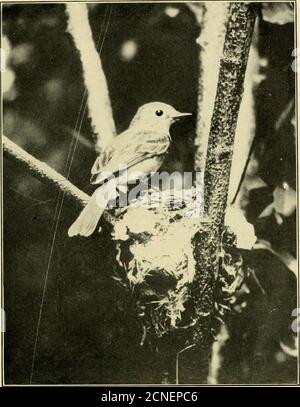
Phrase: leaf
[
  {"left": 273, "top": 183, "right": 296, "bottom": 217},
  {"left": 225, "top": 207, "right": 257, "bottom": 250},
  {"left": 262, "top": 3, "right": 294, "bottom": 25}
]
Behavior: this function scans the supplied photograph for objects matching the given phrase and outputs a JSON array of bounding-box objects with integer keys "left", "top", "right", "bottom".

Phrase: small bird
[{"left": 68, "top": 102, "right": 192, "bottom": 237}]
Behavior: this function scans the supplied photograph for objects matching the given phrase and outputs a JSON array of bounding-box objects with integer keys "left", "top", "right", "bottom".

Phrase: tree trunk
[{"left": 189, "top": 2, "right": 257, "bottom": 384}]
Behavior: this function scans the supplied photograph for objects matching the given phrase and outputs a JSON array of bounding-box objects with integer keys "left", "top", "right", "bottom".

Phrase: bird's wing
[
  {"left": 91, "top": 130, "right": 170, "bottom": 185},
  {"left": 91, "top": 144, "right": 114, "bottom": 175},
  {"left": 91, "top": 129, "right": 134, "bottom": 176}
]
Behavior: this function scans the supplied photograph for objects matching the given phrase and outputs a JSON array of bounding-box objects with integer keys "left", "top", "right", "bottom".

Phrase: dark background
[{"left": 2, "top": 2, "right": 297, "bottom": 384}]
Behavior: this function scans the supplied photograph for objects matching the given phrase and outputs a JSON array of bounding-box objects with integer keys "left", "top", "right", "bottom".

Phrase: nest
[{"left": 110, "top": 187, "right": 247, "bottom": 342}]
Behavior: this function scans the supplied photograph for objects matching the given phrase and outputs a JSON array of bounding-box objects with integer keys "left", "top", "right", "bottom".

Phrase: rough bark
[
  {"left": 190, "top": 2, "right": 257, "bottom": 383},
  {"left": 189, "top": 221, "right": 219, "bottom": 383},
  {"left": 203, "top": 3, "right": 257, "bottom": 228}
]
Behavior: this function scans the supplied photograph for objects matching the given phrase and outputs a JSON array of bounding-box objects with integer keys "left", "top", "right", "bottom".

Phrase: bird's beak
[{"left": 172, "top": 111, "right": 192, "bottom": 119}]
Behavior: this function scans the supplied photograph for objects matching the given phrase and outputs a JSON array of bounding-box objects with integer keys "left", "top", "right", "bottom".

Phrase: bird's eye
[{"left": 155, "top": 110, "right": 163, "bottom": 117}]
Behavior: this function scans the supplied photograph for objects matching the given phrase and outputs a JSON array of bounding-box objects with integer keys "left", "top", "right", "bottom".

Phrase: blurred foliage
[
  {"left": 262, "top": 2, "right": 294, "bottom": 25},
  {"left": 3, "top": 3, "right": 297, "bottom": 384}
]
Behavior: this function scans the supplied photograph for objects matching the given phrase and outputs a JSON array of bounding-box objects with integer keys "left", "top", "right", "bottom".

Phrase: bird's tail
[{"left": 68, "top": 180, "right": 116, "bottom": 237}]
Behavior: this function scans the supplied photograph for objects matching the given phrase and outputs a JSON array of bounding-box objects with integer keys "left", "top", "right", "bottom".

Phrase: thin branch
[
  {"left": 186, "top": 3, "right": 205, "bottom": 24},
  {"left": 3, "top": 136, "right": 117, "bottom": 225},
  {"left": 66, "top": 3, "right": 116, "bottom": 151},
  {"left": 3, "top": 135, "right": 89, "bottom": 206},
  {"left": 207, "top": 324, "right": 229, "bottom": 384},
  {"left": 228, "top": 19, "right": 262, "bottom": 204}
]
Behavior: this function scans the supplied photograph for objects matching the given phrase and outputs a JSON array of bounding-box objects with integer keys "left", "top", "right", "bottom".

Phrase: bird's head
[{"left": 130, "top": 102, "right": 192, "bottom": 132}]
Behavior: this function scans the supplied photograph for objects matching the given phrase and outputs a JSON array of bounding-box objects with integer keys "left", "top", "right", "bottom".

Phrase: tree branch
[
  {"left": 66, "top": 3, "right": 116, "bottom": 151},
  {"left": 3, "top": 135, "right": 89, "bottom": 206},
  {"left": 190, "top": 2, "right": 230, "bottom": 172},
  {"left": 204, "top": 3, "right": 257, "bottom": 228},
  {"left": 190, "top": 2, "right": 257, "bottom": 382},
  {"left": 228, "top": 19, "right": 262, "bottom": 204}
]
